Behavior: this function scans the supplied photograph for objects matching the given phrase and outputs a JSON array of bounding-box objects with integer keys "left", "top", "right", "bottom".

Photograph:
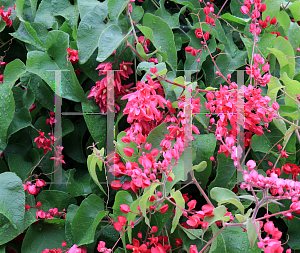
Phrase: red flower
[
  {"left": 189, "top": 245, "right": 198, "bottom": 253},
  {"left": 195, "top": 28, "right": 203, "bottom": 39},
  {"left": 174, "top": 238, "right": 182, "bottom": 247},
  {"left": 67, "top": 48, "right": 79, "bottom": 63},
  {"left": 120, "top": 204, "right": 131, "bottom": 213},
  {"left": 111, "top": 180, "right": 122, "bottom": 190},
  {"left": 126, "top": 238, "right": 148, "bottom": 253},
  {"left": 159, "top": 204, "right": 169, "bottom": 214},
  {"left": 124, "top": 147, "right": 134, "bottom": 157},
  {"left": 202, "top": 204, "right": 214, "bottom": 216}
]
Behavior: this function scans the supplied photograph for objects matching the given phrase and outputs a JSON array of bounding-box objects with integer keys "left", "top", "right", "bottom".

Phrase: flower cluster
[
  {"left": 34, "top": 130, "right": 57, "bottom": 155},
  {"left": 0, "top": 5, "right": 14, "bottom": 27},
  {"left": 245, "top": 53, "right": 271, "bottom": 87},
  {"left": 240, "top": 0, "right": 276, "bottom": 37},
  {"left": 87, "top": 62, "right": 134, "bottom": 113},
  {"left": 126, "top": 235, "right": 171, "bottom": 253},
  {"left": 205, "top": 82, "right": 276, "bottom": 161},
  {"left": 23, "top": 179, "right": 46, "bottom": 195},
  {"left": 257, "top": 221, "right": 291, "bottom": 253},
  {"left": 67, "top": 48, "right": 79, "bottom": 64},
  {"left": 50, "top": 145, "right": 66, "bottom": 167}
]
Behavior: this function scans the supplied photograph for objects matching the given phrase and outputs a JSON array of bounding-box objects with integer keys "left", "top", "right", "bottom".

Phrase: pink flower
[
  {"left": 67, "top": 48, "right": 79, "bottom": 63},
  {"left": 272, "top": 101, "right": 280, "bottom": 111},
  {"left": 241, "top": 6, "right": 249, "bottom": 14},
  {"left": 120, "top": 204, "right": 130, "bottom": 213},
  {"left": 124, "top": 147, "right": 134, "bottom": 157},
  {"left": 189, "top": 245, "right": 198, "bottom": 253},
  {"left": 68, "top": 244, "right": 87, "bottom": 253},
  {"left": 246, "top": 160, "right": 256, "bottom": 170},
  {"left": 159, "top": 204, "right": 169, "bottom": 214}
]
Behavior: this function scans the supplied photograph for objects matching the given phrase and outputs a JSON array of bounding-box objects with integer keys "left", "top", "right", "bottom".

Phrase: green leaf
[
  {"left": 277, "top": 11, "right": 290, "bottom": 33},
  {"left": 251, "top": 134, "right": 273, "bottom": 153},
  {"left": 51, "top": 0, "right": 79, "bottom": 28},
  {"left": 65, "top": 169, "right": 92, "bottom": 197},
  {"left": 139, "top": 183, "right": 160, "bottom": 226},
  {"left": 208, "top": 153, "right": 236, "bottom": 193},
  {"left": 184, "top": 32, "right": 216, "bottom": 73},
  {"left": 155, "top": 0, "right": 181, "bottom": 28},
  {"left": 281, "top": 72, "right": 300, "bottom": 109},
  {"left": 136, "top": 43, "right": 148, "bottom": 61},
  {"left": 12, "top": 86, "right": 35, "bottom": 112},
  {"left": 20, "top": 72, "right": 54, "bottom": 111},
  {"left": 267, "top": 76, "right": 283, "bottom": 104},
  {"left": 36, "top": 190, "right": 77, "bottom": 211},
  {"left": 65, "top": 204, "right": 79, "bottom": 246},
  {"left": 181, "top": 227, "right": 203, "bottom": 240},
  {"left": 10, "top": 21, "right": 46, "bottom": 50},
  {"left": 87, "top": 149, "right": 107, "bottom": 196},
  {"left": 290, "top": 1, "right": 300, "bottom": 22},
  {"left": 72, "top": 194, "right": 107, "bottom": 246},
  {"left": 21, "top": 220, "right": 66, "bottom": 253},
  {"left": 289, "top": 22, "right": 300, "bottom": 54},
  {"left": 139, "top": 13, "right": 177, "bottom": 71},
  {"left": 204, "top": 206, "right": 227, "bottom": 227},
  {"left": 221, "top": 13, "right": 249, "bottom": 25},
  {"left": 77, "top": 11, "right": 106, "bottom": 64},
  {"left": 210, "top": 51, "right": 248, "bottom": 87},
  {"left": 262, "top": 0, "right": 282, "bottom": 20},
  {"left": 287, "top": 218, "right": 300, "bottom": 249},
  {"left": 136, "top": 62, "right": 155, "bottom": 75},
  {"left": 0, "top": 59, "right": 26, "bottom": 152},
  {"left": 268, "top": 37, "right": 295, "bottom": 78},
  {"left": 78, "top": 0, "right": 108, "bottom": 20},
  {"left": 15, "top": 0, "right": 25, "bottom": 21},
  {"left": 7, "top": 149, "right": 39, "bottom": 181},
  {"left": 34, "top": 0, "right": 58, "bottom": 28},
  {"left": 164, "top": 147, "right": 195, "bottom": 194},
  {"left": 107, "top": 0, "right": 129, "bottom": 20},
  {"left": 192, "top": 161, "right": 207, "bottom": 172},
  {"left": 210, "top": 226, "right": 261, "bottom": 252},
  {"left": 272, "top": 117, "right": 287, "bottom": 136},
  {"left": 193, "top": 133, "right": 216, "bottom": 189},
  {"left": 131, "top": 3, "right": 144, "bottom": 23},
  {"left": 113, "top": 191, "right": 133, "bottom": 219},
  {"left": 210, "top": 187, "right": 244, "bottom": 214},
  {"left": 170, "top": 190, "right": 185, "bottom": 233},
  {"left": 167, "top": 0, "right": 199, "bottom": 9},
  {"left": 97, "top": 24, "right": 133, "bottom": 62},
  {"left": 210, "top": 187, "right": 236, "bottom": 202},
  {"left": 82, "top": 97, "right": 107, "bottom": 150},
  {"left": 279, "top": 105, "right": 299, "bottom": 120},
  {"left": 146, "top": 122, "right": 170, "bottom": 152},
  {"left": 26, "top": 51, "right": 86, "bottom": 102},
  {"left": 246, "top": 219, "right": 259, "bottom": 248},
  {"left": 0, "top": 172, "right": 25, "bottom": 230},
  {"left": 6, "top": 108, "right": 32, "bottom": 140},
  {"left": 127, "top": 198, "right": 140, "bottom": 243}
]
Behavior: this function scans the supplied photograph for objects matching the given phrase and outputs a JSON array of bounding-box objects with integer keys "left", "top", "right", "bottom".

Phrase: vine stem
[
  {"left": 296, "top": 120, "right": 300, "bottom": 144},
  {"left": 125, "top": 39, "right": 145, "bottom": 62},
  {"left": 191, "top": 171, "right": 213, "bottom": 206},
  {"left": 126, "top": 5, "right": 139, "bottom": 44},
  {"left": 273, "top": 127, "right": 295, "bottom": 169},
  {"left": 199, "top": 226, "right": 225, "bottom": 253}
]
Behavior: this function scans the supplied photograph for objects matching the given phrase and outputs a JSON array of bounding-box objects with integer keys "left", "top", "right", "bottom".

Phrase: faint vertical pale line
[
  {"left": 184, "top": 70, "right": 193, "bottom": 182},
  {"left": 106, "top": 70, "right": 115, "bottom": 185},
  {"left": 45, "top": 69, "right": 70, "bottom": 184},
  {"left": 236, "top": 70, "right": 245, "bottom": 168}
]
